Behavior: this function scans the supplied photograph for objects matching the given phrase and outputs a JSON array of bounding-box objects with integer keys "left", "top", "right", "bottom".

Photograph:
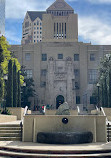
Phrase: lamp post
[{"left": 97, "top": 83, "right": 100, "bottom": 108}]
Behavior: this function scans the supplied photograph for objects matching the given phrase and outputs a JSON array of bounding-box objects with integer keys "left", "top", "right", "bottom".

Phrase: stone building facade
[{"left": 11, "top": 0, "right": 111, "bottom": 110}]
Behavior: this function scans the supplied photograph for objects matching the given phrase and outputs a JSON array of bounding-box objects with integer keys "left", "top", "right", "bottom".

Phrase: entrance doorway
[{"left": 56, "top": 95, "right": 64, "bottom": 109}]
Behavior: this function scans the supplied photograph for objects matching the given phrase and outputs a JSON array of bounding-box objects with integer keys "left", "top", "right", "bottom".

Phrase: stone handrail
[
  {"left": 77, "top": 106, "right": 80, "bottom": 115},
  {"left": 100, "top": 107, "right": 108, "bottom": 124}
]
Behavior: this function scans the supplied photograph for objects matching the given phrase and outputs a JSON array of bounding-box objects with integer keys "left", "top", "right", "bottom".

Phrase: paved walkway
[{"left": 0, "top": 141, "right": 111, "bottom": 151}]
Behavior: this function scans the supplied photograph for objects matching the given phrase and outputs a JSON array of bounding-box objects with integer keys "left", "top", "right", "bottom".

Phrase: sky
[{"left": 5, "top": 0, "right": 111, "bottom": 45}]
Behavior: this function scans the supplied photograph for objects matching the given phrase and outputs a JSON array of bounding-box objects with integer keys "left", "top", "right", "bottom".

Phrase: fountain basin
[{"left": 37, "top": 131, "right": 93, "bottom": 144}]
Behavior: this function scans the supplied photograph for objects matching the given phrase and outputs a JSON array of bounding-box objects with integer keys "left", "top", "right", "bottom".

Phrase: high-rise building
[
  {"left": 0, "top": 0, "right": 5, "bottom": 36},
  {"left": 21, "top": 11, "right": 45, "bottom": 44}
]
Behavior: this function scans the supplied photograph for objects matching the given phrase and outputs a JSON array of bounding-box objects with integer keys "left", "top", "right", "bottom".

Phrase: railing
[
  {"left": 100, "top": 107, "right": 110, "bottom": 142},
  {"left": 100, "top": 107, "right": 108, "bottom": 123},
  {"left": 20, "top": 106, "right": 28, "bottom": 141},
  {"left": 77, "top": 106, "right": 80, "bottom": 115}
]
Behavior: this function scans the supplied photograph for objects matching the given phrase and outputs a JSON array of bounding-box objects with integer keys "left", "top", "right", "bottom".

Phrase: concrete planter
[{"left": 8, "top": 107, "right": 31, "bottom": 120}]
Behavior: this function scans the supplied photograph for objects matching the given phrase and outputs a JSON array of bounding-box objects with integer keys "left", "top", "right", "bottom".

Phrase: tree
[
  {"left": 0, "top": 36, "right": 24, "bottom": 109},
  {"left": 21, "top": 78, "right": 35, "bottom": 108},
  {"left": 0, "top": 36, "right": 11, "bottom": 104},
  {"left": 98, "top": 54, "right": 111, "bottom": 107},
  {"left": 13, "top": 62, "right": 18, "bottom": 107},
  {"left": 17, "top": 71, "right": 21, "bottom": 107},
  {"left": 6, "top": 60, "right": 13, "bottom": 107}
]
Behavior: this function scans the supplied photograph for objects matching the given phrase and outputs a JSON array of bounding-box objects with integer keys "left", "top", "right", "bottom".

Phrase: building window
[
  {"left": 58, "top": 54, "right": 63, "bottom": 59},
  {"left": 37, "top": 21, "right": 39, "bottom": 25},
  {"left": 88, "top": 69, "right": 98, "bottom": 84},
  {"left": 41, "top": 81, "right": 46, "bottom": 87},
  {"left": 42, "top": 54, "right": 47, "bottom": 61},
  {"left": 25, "top": 21, "right": 29, "bottom": 28},
  {"left": 90, "top": 96, "right": 97, "bottom": 104},
  {"left": 41, "top": 69, "right": 47, "bottom": 76},
  {"left": 74, "top": 54, "right": 79, "bottom": 61},
  {"left": 34, "top": 40, "right": 35, "bottom": 43},
  {"left": 25, "top": 53, "right": 30, "bottom": 61},
  {"left": 34, "top": 32, "right": 36, "bottom": 34},
  {"left": 90, "top": 54, "right": 95, "bottom": 61},
  {"left": 75, "top": 82, "right": 79, "bottom": 89},
  {"left": 25, "top": 70, "right": 32, "bottom": 78},
  {"left": 76, "top": 96, "right": 80, "bottom": 104},
  {"left": 74, "top": 69, "right": 80, "bottom": 77},
  {"left": 34, "top": 23, "right": 36, "bottom": 25},
  {"left": 40, "top": 32, "right": 42, "bottom": 34},
  {"left": 40, "top": 27, "right": 42, "bottom": 30},
  {"left": 40, "top": 22, "right": 42, "bottom": 26},
  {"left": 37, "top": 27, "right": 39, "bottom": 30},
  {"left": 37, "top": 31, "right": 39, "bottom": 34}
]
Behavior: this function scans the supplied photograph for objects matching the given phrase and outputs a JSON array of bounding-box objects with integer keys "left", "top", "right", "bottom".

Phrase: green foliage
[
  {"left": 0, "top": 36, "right": 24, "bottom": 109},
  {"left": 17, "top": 71, "right": 21, "bottom": 107},
  {"left": 1, "top": 109, "right": 11, "bottom": 115},
  {"left": 6, "top": 60, "right": 13, "bottom": 107},
  {"left": 13, "top": 62, "right": 17, "bottom": 107},
  {"left": 21, "top": 78, "right": 35, "bottom": 108},
  {"left": 98, "top": 54, "right": 111, "bottom": 107},
  {"left": 0, "top": 77, "right": 5, "bottom": 102}
]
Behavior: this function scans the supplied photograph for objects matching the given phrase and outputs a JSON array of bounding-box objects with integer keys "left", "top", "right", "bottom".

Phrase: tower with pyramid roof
[{"left": 42, "top": 0, "right": 78, "bottom": 42}]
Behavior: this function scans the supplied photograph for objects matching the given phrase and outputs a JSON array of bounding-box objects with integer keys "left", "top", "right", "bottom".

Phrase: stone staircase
[
  {"left": 0, "top": 124, "right": 22, "bottom": 141},
  {"left": 107, "top": 123, "right": 111, "bottom": 142}
]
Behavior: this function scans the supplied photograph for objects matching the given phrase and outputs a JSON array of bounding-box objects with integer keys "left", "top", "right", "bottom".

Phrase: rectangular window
[
  {"left": 90, "top": 96, "right": 97, "bottom": 104},
  {"left": 37, "top": 21, "right": 39, "bottom": 25},
  {"left": 41, "top": 69, "right": 47, "bottom": 76},
  {"left": 74, "top": 69, "right": 80, "bottom": 77},
  {"left": 41, "top": 81, "right": 46, "bottom": 87},
  {"left": 58, "top": 54, "right": 63, "bottom": 59},
  {"left": 42, "top": 54, "right": 47, "bottom": 61},
  {"left": 76, "top": 96, "right": 80, "bottom": 104},
  {"left": 25, "top": 53, "right": 30, "bottom": 61},
  {"left": 88, "top": 69, "right": 98, "bottom": 84},
  {"left": 25, "top": 70, "right": 32, "bottom": 78},
  {"left": 25, "top": 21, "right": 29, "bottom": 28},
  {"left": 74, "top": 54, "right": 79, "bottom": 61},
  {"left": 90, "top": 54, "right": 95, "bottom": 61},
  {"left": 75, "top": 82, "right": 79, "bottom": 89}
]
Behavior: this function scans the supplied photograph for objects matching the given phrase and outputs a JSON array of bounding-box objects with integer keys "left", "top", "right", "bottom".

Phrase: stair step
[
  {"left": 0, "top": 130, "right": 21, "bottom": 133},
  {"left": 0, "top": 133, "right": 21, "bottom": 137},
  {"left": 0, "top": 137, "right": 21, "bottom": 141},
  {"left": 0, "top": 127, "right": 21, "bottom": 130},
  {"left": 0, "top": 149, "right": 111, "bottom": 158},
  {"left": 0, "top": 124, "right": 20, "bottom": 127}
]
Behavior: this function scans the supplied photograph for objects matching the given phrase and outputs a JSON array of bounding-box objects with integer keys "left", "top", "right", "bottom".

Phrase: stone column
[
  {"left": 66, "top": 57, "right": 75, "bottom": 109},
  {"left": 47, "top": 57, "right": 55, "bottom": 108}
]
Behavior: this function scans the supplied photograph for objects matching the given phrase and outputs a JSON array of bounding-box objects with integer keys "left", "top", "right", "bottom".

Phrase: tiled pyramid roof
[
  {"left": 27, "top": 11, "right": 46, "bottom": 22},
  {"left": 47, "top": 0, "right": 74, "bottom": 11}
]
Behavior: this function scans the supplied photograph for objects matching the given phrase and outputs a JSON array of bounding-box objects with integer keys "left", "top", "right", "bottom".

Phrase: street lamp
[{"left": 97, "top": 83, "right": 100, "bottom": 108}]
